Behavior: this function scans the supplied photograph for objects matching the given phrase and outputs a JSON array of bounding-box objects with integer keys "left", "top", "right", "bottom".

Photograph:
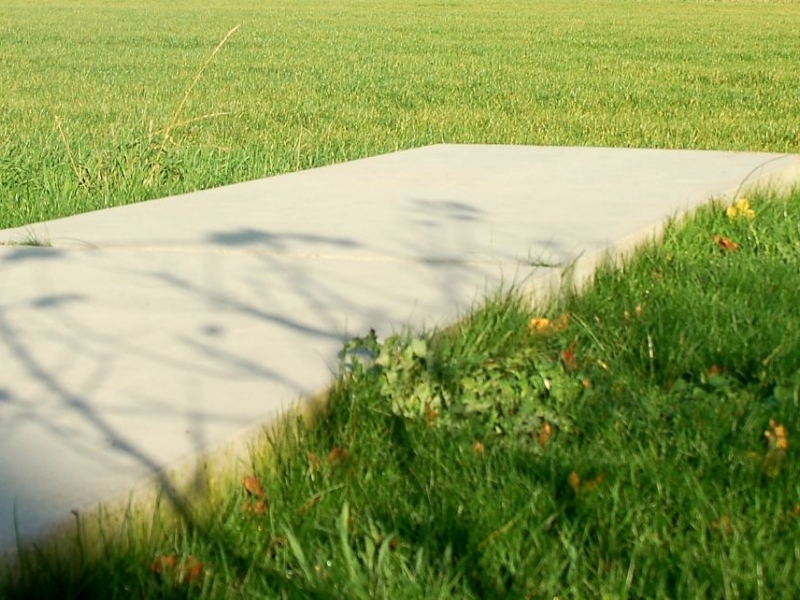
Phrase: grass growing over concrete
[
  {"left": 2, "top": 0, "right": 800, "bottom": 229},
  {"left": 4, "top": 189, "right": 800, "bottom": 598}
]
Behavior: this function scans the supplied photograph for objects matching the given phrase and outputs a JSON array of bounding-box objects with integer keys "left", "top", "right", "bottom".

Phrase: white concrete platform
[{"left": 1, "top": 144, "right": 798, "bottom": 558}]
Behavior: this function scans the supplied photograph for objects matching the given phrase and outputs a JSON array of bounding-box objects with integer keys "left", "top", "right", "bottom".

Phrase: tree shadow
[{"left": 0, "top": 191, "right": 551, "bottom": 594}]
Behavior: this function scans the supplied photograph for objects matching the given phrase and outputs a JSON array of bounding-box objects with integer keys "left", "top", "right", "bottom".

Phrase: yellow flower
[
  {"left": 765, "top": 419, "right": 788, "bottom": 451},
  {"left": 763, "top": 419, "right": 788, "bottom": 477},
  {"left": 726, "top": 198, "right": 755, "bottom": 220},
  {"left": 528, "top": 313, "right": 569, "bottom": 335}
]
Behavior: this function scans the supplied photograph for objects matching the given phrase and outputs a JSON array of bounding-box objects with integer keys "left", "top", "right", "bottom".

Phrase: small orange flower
[
  {"left": 763, "top": 419, "right": 789, "bottom": 477},
  {"left": 528, "top": 313, "right": 569, "bottom": 335},
  {"left": 528, "top": 317, "right": 551, "bottom": 334},
  {"left": 765, "top": 420, "right": 788, "bottom": 450}
]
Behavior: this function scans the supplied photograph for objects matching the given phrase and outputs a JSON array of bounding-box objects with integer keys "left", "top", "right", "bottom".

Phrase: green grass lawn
[
  {"left": 4, "top": 189, "right": 800, "bottom": 599},
  {"left": 3, "top": 1, "right": 800, "bottom": 597},
  {"left": 2, "top": 0, "right": 800, "bottom": 229}
]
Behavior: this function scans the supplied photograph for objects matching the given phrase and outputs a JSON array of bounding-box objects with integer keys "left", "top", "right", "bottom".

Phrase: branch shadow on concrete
[{"left": 0, "top": 194, "right": 545, "bottom": 590}]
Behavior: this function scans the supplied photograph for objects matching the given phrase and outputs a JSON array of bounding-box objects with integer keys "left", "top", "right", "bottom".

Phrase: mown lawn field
[{"left": 1, "top": 0, "right": 800, "bottom": 228}]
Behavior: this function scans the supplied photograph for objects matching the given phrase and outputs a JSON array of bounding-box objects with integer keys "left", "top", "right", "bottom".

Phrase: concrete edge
[
  {"left": 0, "top": 390, "right": 331, "bottom": 579},
  {"left": 523, "top": 155, "right": 800, "bottom": 308},
  {"left": 2, "top": 153, "right": 799, "bottom": 580}
]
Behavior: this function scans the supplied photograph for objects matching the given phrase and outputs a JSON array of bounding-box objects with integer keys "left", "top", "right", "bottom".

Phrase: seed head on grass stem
[
  {"left": 54, "top": 115, "right": 85, "bottom": 189},
  {"left": 146, "top": 24, "right": 241, "bottom": 186}
]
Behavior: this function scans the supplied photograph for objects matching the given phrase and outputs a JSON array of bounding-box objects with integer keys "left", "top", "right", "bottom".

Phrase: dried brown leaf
[
  {"left": 243, "top": 499, "right": 268, "bottom": 515},
  {"left": 182, "top": 556, "right": 204, "bottom": 584},
  {"left": 711, "top": 515, "right": 733, "bottom": 535},
  {"left": 298, "top": 494, "right": 322, "bottom": 513},
  {"left": 537, "top": 422, "right": 552, "bottom": 448},
  {"left": 560, "top": 347, "right": 578, "bottom": 371},
  {"left": 713, "top": 234, "right": 740, "bottom": 252},
  {"left": 150, "top": 554, "right": 205, "bottom": 585},
  {"left": 307, "top": 451, "right": 322, "bottom": 473},
  {"left": 242, "top": 476, "right": 265, "bottom": 498},
  {"left": 327, "top": 447, "right": 350, "bottom": 465},
  {"left": 150, "top": 554, "right": 178, "bottom": 574},
  {"left": 424, "top": 402, "right": 438, "bottom": 426},
  {"left": 583, "top": 473, "right": 605, "bottom": 492},
  {"left": 568, "top": 471, "right": 581, "bottom": 492}
]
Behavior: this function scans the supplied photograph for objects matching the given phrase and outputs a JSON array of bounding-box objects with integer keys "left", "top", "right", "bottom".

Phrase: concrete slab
[{"left": 1, "top": 144, "right": 798, "bottom": 558}]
